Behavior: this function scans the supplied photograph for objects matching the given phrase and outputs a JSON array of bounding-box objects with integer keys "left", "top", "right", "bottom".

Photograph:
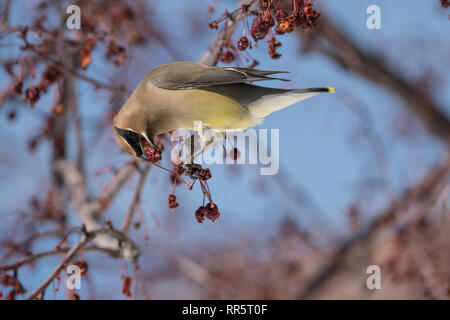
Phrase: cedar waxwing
[{"left": 113, "top": 61, "right": 334, "bottom": 161}]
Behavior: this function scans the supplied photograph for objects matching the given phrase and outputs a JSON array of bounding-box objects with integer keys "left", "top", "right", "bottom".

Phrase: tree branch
[
  {"left": 24, "top": 225, "right": 138, "bottom": 300},
  {"left": 25, "top": 231, "right": 92, "bottom": 300},
  {"left": 55, "top": 159, "right": 140, "bottom": 260},
  {"left": 198, "top": 0, "right": 257, "bottom": 66},
  {"left": 121, "top": 164, "right": 152, "bottom": 233}
]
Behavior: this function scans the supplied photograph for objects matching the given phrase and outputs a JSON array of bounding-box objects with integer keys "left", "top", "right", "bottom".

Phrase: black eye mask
[{"left": 115, "top": 127, "right": 143, "bottom": 158}]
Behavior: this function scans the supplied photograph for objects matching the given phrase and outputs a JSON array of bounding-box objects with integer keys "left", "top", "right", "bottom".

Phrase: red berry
[
  {"left": 220, "top": 50, "right": 235, "bottom": 63},
  {"left": 195, "top": 206, "right": 208, "bottom": 223},
  {"left": 275, "top": 10, "right": 288, "bottom": 23},
  {"left": 168, "top": 194, "right": 179, "bottom": 209},
  {"left": 198, "top": 168, "right": 212, "bottom": 181},
  {"left": 208, "top": 21, "right": 218, "bottom": 29},
  {"left": 140, "top": 137, "right": 162, "bottom": 163},
  {"left": 237, "top": 36, "right": 249, "bottom": 51},
  {"left": 205, "top": 202, "right": 220, "bottom": 222},
  {"left": 24, "top": 86, "right": 40, "bottom": 106},
  {"left": 250, "top": 17, "right": 270, "bottom": 41},
  {"left": 264, "top": 14, "right": 275, "bottom": 27}
]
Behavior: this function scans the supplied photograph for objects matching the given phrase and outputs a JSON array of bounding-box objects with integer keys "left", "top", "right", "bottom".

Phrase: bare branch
[
  {"left": 0, "top": 244, "right": 119, "bottom": 273},
  {"left": 55, "top": 160, "right": 140, "bottom": 259},
  {"left": 198, "top": 0, "right": 257, "bottom": 66},
  {"left": 25, "top": 231, "right": 91, "bottom": 300},
  {"left": 19, "top": 32, "right": 128, "bottom": 95},
  {"left": 24, "top": 225, "right": 138, "bottom": 300},
  {"left": 122, "top": 164, "right": 152, "bottom": 233}
]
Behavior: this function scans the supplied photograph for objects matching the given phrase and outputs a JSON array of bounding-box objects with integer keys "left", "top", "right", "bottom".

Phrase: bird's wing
[
  {"left": 158, "top": 66, "right": 290, "bottom": 90},
  {"left": 202, "top": 83, "right": 333, "bottom": 118}
]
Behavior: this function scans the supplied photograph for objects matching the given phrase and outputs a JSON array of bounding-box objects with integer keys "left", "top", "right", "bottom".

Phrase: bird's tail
[{"left": 248, "top": 87, "right": 334, "bottom": 119}]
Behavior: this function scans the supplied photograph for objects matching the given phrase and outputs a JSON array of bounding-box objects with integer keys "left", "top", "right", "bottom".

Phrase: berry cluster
[
  {"left": 210, "top": 0, "right": 320, "bottom": 64},
  {"left": 164, "top": 162, "right": 219, "bottom": 223},
  {"left": 0, "top": 273, "right": 26, "bottom": 300},
  {"left": 195, "top": 202, "right": 220, "bottom": 223},
  {"left": 8, "top": 33, "right": 63, "bottom": 109}
]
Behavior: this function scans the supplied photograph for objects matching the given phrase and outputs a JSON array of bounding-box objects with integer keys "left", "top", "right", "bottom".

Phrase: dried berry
[
  {"left": 250, "top": 17, "right": 270, "bottom": 41},
  {"left": 268, "top": 37, "right": 282, "bottom": 59},
  {"left": 208, "top": 21, "right": 218, "bottom": 29},
  {"left": 237, "top": 36, "right": 249, "bottom": 51},
  {"left": 168, "top": 194, "right": 179, "bottom": 209},
  {"left": 71, "top": 293, "right": 80, "bottom": 300},
  {"left": 220, "top": 50, "right": 235, "bottom": 63},
  {"left": 24, "top": 86, "right": 40, "bottom": 106},
  {"left": 198, "top": 168, "right": 212, "bottom": 181},
  {"left": 249, "top": 60, "right": 259, "bottom": 68},
  {"left": 264, "top": 14, "right": 275, "bottom": 27},
  {"left": 145, "top": 147, "right": 162, "bottom": 163},
  {"left": 275, "top": 10, "right": 288, "bottom": 23},
  {"left": 122, "top": 277, "right": 132, "bottom": 297},
  {"left": 41, "top": 65, "right": 62, "bottom": 87},
  {"left": 74, "top": 259, "right": 88, "bottom": 277},
  {"left": 170, "top": 163, "right": 185, "bottom": 185},
  {"left": 259, "top": 0, "right": 274, "bottom": 10},
  {"left": 0, "top": 275, "right": 16, "bottom": 287},
  {"left": 0, "top": 274, "right": 25, "bottom": 300},
  {"left": 275, "top": 21, "right": 293, "bottom": 34},
  {"left": 140, "top": 137, "right": 162, "bottom": 163},
  {"left": 205, "top": 202, "right": 220, "bottom": 222},
  {"left": 195, "top": 203, "right": 220, "bottom": 223},
  {"left": 195, "top": 206, "right": 208, "bottom": 223}
]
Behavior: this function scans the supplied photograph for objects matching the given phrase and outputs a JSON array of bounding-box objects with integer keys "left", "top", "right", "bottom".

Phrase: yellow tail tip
[{"left": 328, "top": 87, "right": 336, "bottom": 93}]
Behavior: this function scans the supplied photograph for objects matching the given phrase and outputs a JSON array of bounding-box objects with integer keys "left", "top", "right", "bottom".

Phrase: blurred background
[{"left": 0, "top": 0, "right": 449, "bottom": 299}]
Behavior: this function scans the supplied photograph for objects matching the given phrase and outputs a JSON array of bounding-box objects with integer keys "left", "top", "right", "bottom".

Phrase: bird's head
[{"left": 113, "top": 111, "right": 161, "bottom": 162}]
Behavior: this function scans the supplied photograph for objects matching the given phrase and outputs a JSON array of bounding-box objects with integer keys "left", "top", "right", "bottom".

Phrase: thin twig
[
  {"left": 0, "top": 244, "right": 119, "bottom": 273},
  {"left": 55, "top": 159, "right": 140, "bottom": 259},
  {"left": 20, "top": 33, "right": 128, "bottom": 95},
  {"left": 122, "top": 164, "right": 152, "bottom": 233},
  {"left": 24, "top": 225, "right": 139, "bottom": 300},
  {"left": 198, "top": 0, "right": 258, "bottom": 66},
  {"left": 25, "top": 231, "right": 92, "bottom": 300}
]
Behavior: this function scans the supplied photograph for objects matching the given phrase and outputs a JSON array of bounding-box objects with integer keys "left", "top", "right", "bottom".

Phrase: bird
[{"left": 113, "top": 61, "right": 334, "bottom": 162}]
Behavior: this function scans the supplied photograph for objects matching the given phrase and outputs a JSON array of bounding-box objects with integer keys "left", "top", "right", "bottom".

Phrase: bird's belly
[{"left": 168, "top": 89, "right": 259, "bottom": 131}]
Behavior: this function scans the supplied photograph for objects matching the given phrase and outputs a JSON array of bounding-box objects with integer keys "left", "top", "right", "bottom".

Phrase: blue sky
[{"left": 0, "top": 0, "right": 449, "bottom": 298}]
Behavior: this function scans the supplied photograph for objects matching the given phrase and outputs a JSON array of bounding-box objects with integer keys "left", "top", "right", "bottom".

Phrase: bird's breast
[{"left": 147, "top": 85, "right": 260, "bottom": 132}]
